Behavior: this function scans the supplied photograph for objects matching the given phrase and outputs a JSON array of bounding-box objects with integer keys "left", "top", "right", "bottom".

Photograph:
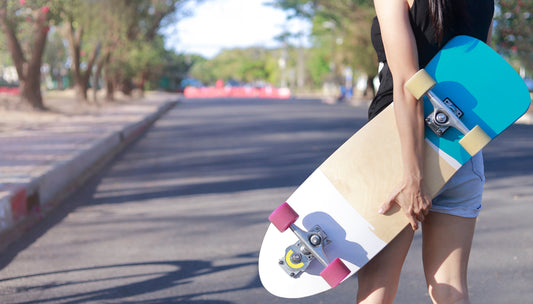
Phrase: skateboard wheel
[
  {"left": 269, "top": 202, "right": 299, "bottom": 232},
  {"left": 405, "top": 69, "right": 436, "bottom": 100},
  {"left": 320, "top": 258, "right": 350, "bottom": 288},
  {"left": 459, "top": 125, "right": 491, "bottom": 156}
]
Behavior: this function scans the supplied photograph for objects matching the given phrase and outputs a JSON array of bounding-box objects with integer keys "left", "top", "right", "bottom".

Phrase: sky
[{"left": 164, "top": 0, "right": 310, "bottom": 58}]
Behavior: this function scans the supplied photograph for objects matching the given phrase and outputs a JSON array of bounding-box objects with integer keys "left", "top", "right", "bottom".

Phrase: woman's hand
[{"left": 379, "top": 178, "right": 432, "bottom": 230}]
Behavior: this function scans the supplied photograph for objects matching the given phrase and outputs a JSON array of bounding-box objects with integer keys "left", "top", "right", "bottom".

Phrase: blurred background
[{"left": 0, "top": 0, "right": 531, "bottom": 109}]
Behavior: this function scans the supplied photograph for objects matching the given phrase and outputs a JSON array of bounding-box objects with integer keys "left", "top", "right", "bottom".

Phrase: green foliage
[
  {"left": 158, "top": 52, "right": 201, "bottom": 90},
  {"left": 187, "top": 0, "right": 377, "bottom": 90},
  {"left": 267, "top": 0, "right": 316, "bottom": 19},
  {"left": 306, "top": 46, "right": 330, "bottom": 86},
  {"left": 43, "top": 28, "right": 67, "bottom": 79},
  {"left": 1, "top": 0, "right": 194, "bottom": 97},
  {"left": 264, "top": 0, "right": 378, "bottom": 89},
  {"left": 0, "top": 32, "right": 12, "bottom": 65},
  {"left": 100, "top": 0, "right": 189, "bottom": 92},
  {"left": 1, "top": 0, "right": 64, "bottom": 59},
  {"left": 190, "top": 47, "right": 278, "bottom": 85},
  {"left": 494, "top": 0, "right": 533, "bottom": 74}
]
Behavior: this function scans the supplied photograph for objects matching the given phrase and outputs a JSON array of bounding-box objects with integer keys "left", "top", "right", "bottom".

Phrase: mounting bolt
[{"left": 291, "top": 253, "right": 302, "bottom": 263}]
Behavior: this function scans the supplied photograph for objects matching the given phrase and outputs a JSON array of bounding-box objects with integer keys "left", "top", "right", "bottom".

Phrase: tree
[
  {"left": 0, "top": 0, "right": 60, "bottom": 109},
  {"left": 61, "top": 0, "right": 102, "bottom": 101},
  {"left": 157, "top": 52, "right": 199, "bottom": 91},
  {"left": 1, "top": 0, "right": 199, "bottom": 106},
  {"left": 306, "top": 44, "right": 331, "bottom": 87},
  {"left": 43, "top": 28, "right": 68, "bottom": 89},
  {"left": 493, "top": 0, "right": 533, "bottom": 74},
  {"left": 66, "top": 0, "right": 188, "bottom": 101},
  {"left": 269, "top": 0, "right": 378, "bottom": 96},
  {"left": 189, "top": 47, "right": 278, "bottom": 85},
  {"left": 109, "top": 0, "right": 188, "bottom": 97}
]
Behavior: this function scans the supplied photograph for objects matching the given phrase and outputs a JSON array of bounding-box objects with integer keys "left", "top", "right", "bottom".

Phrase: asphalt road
[{"left": 0, "top": 98, "right": 531, "bottom": 303}]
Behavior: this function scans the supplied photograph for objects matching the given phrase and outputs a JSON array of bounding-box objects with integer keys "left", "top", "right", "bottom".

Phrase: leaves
[
  {"left": 494, "top": 0, "right": 533, "bottom": 73},
  {"left": 1, "top": 0, "right": 191, "bottom": 106},
  {"left": 270, "top": 0, "right": 377, "bottom": 85}
]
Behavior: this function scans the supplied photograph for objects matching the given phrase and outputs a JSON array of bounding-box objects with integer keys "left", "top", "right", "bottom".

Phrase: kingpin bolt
[{"left": 310, "top": 234, "right": 322, "bottom": 246}]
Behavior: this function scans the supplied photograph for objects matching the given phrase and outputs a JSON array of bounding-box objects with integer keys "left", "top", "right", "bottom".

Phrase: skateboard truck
[
  {"left": 406, "top": 69, "right": 491, "bottom": 156},
  {"left": 425, "top": 94, "right": 467, "bottom": 136},
  {"left": 278, "top": 224, "right": 330, "bottom": 278},
  {"left": 269, "top": 202, "right": 350, "bottom": 288}
]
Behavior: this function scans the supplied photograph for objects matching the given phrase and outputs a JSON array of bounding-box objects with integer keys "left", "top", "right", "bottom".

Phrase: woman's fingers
[
  {"left": 380, "top": 183, "right": 432, "bottom": 231},
  {"left": 378, "top": 196, "right": 395, "bottom": 214}
]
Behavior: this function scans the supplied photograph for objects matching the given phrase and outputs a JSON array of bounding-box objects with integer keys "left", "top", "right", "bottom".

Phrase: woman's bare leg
[
  {"left": 357, "top": 226, "right": 415, "bottom": 303},
  {"left": 422, "top": 212, "right": 476, "bottom": 304}
]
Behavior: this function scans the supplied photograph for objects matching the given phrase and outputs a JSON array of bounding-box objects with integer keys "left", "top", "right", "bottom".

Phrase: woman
[{"left": 358, "top": 0, "right": 494, "bottom": 303}]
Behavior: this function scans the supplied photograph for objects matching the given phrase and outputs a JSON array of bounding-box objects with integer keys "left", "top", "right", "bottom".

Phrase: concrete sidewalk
[{"left": 0, "top": 92, "right": 178, "bottom": 247}]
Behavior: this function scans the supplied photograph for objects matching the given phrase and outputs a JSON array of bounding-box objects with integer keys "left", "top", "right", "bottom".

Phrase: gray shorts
[{"left": 431, "top": 153, "right": 485, "bottom": 218}]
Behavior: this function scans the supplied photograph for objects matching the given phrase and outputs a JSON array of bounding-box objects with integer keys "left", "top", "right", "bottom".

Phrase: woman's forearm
[{"left": 394, "top": 85, "right": 425, "bottom": 184}]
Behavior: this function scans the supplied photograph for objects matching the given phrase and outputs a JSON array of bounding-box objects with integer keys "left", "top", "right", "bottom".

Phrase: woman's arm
[
  {"left": 374, "top": 0, "right": 432, "bottom": 230},
  {"left": 487, "top": 20, "right": 493, "bottom": 45}
]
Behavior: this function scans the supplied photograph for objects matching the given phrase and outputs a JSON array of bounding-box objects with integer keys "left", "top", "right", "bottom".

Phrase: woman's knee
[{"left": 427, "top": 282, "right": 470, "bottom": 304}]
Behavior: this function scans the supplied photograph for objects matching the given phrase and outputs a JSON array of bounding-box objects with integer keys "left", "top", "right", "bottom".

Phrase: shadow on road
[
  {"left": 483, "top": 123, "right": 533, "bottom": 180},
  {"left": 4, "top": 99, "right": 530, "bottom": 303},
  {"left": 0, "top": 253, "right": 260, "bottom": 304},
  {"left": 90, "top": 99, "right": 368, "bottom": 205},
  {"left": 0, "top": 99, "right": 367, "bottom": 303}
]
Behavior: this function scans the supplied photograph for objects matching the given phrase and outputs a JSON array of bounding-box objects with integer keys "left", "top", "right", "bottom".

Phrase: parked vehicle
[{"left": 177, "top": 78, "right": 203, "bottom": 93}]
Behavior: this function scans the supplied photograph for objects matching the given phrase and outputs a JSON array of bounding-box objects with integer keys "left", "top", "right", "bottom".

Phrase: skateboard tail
[{"left": 259, "top": 169, "right": 389, "bottom": 298}]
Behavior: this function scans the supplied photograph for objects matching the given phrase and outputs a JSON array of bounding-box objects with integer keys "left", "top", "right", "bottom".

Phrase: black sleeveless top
[{"left": 368, "top": 0, "right": 494, "bottom": 120}]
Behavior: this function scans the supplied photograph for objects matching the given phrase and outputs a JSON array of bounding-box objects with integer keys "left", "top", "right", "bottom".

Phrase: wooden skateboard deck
[{"left": 258, "top": 36, "right": 531, "bottom": 298}]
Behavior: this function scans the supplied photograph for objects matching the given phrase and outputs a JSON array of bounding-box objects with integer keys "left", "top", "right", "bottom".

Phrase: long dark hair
[{"left": 428, "top": 0, "right": 470, "bottom": 45}]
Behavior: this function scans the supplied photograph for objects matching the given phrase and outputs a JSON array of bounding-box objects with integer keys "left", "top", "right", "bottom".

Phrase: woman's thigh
[
  {"left": 422, "top": 212, "right": 476, "bottom": 303},
  {"left": 357, "top": 226, "right": 415, "bottom": 304}
]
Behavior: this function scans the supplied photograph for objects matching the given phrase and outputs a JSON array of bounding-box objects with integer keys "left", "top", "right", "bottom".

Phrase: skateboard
[{"left": 258, "top": 35, "right": 531, "bottom": 298}]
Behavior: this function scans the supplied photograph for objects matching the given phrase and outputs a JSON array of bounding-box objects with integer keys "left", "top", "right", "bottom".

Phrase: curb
[{"left": 0, "top": 98, "right": 177, "bottom": 248}]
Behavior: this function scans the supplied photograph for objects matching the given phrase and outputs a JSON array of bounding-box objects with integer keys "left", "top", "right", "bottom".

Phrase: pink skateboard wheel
[
  {"left": 268, "top": 202, "right": 299, "bottom": 232},
  {"left": 320, "top": 258, "right": 350, "bottom": 288}
]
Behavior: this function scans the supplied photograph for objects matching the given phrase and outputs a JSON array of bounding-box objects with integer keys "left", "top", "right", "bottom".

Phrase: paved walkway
[{"left": 0, "top": 92, "right": 178, "bottom": 245}]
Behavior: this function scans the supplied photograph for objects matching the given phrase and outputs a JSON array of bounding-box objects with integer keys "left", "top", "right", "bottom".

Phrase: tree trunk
[
  {"left": 20, "top": 77, "right": 44, "bottom": 110},
  {"left": 79, "top": 43, "right": 101, "bottom": 102},
  {"left": 24, "top": 22, "right": 48, "bottom": 109},
  {"left": 93, "top": 51, "right": 110, "bottom": 102},
  {"left": 66, "top": 21, "right": 87, "bottom": 101},
  {"left": 105, "top": 71, "right": 115, "bottom": 101},
  {"left": 137, "top": 71, "right": 147, "bottom": 98},
  {"left": 0, "top": 4, "right": 47, "bottom": 109},
  {"left": 121, "top": 78, "right": 133, "bottom": 96},
  {"left": 93, "top": 65, "right": 102, "bottom": 103}
]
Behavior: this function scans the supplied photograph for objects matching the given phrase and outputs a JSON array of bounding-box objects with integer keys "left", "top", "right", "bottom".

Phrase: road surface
[{"left": 0, "top": 98, "right": 531, "bottom": 303}]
